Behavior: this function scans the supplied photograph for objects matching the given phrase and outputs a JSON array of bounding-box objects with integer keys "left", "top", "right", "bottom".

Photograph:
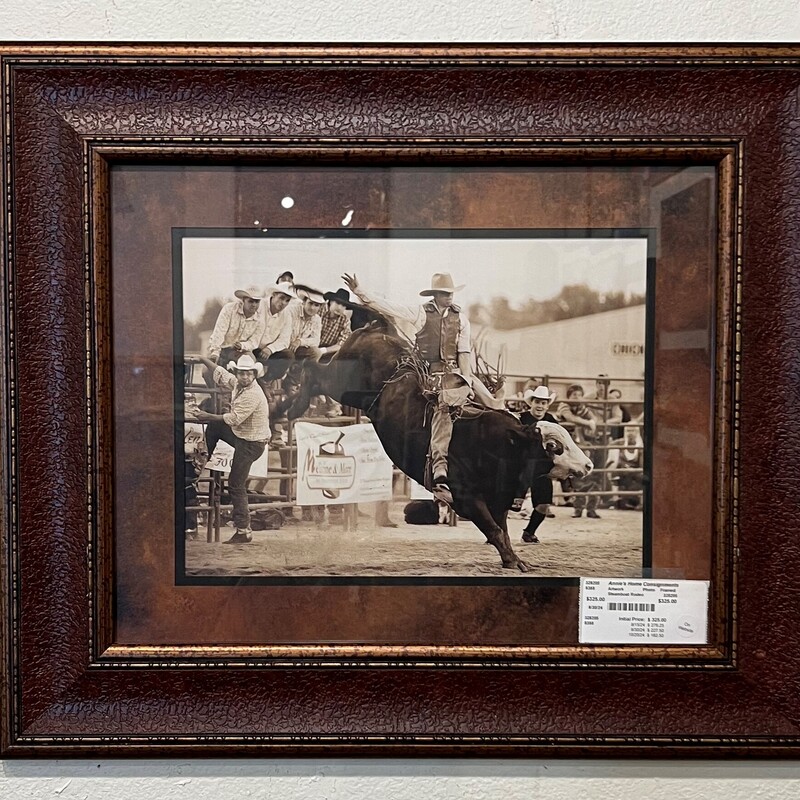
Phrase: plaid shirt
[
  {"left": 319, "top": 309, "right": 351, "bottom": 349},
  {"left": 213, "top": 367, "right": 270, "bottom": 442}
]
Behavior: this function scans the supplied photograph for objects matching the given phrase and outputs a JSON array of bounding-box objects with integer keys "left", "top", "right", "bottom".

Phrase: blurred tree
[
  {"left": 183, "top": 297, "right": 223, "bottom": 351},
  {"left": 469, "top": 284, "right": 645, "bottom": 330}
]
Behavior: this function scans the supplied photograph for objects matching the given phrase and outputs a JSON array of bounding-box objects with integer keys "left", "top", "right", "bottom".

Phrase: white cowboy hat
[
  {"left": 267, "top": 281, "right": 297, "bottom": 299},
  {"left": 226, "top": 353, "right": 265, "bottom": 378},
  {"left": 523, "top": 385, "right": 556, "bottom": 404},
  {"left": 419, "top": 273, "right": 465, "bottom": 296},
  {"left": 294, "top": 284, "right": 326, "bottom": 304},
  {"left": 233, "top": 286, "right": 266, "bottom": 301}
]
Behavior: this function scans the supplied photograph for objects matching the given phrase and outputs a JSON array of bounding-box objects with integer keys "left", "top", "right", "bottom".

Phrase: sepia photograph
[{"left": 177, "top": 229, "right": 652, "bottom": 581}]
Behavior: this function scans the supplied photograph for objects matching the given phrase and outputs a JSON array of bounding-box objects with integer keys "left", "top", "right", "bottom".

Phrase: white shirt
[{"left": 257, "top": 299, "right": 292, "bottom": 354}]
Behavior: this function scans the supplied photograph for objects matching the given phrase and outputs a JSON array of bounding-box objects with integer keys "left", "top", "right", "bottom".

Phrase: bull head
[{"left": 537, "top": 420, "right": 594, "bottom": 479}]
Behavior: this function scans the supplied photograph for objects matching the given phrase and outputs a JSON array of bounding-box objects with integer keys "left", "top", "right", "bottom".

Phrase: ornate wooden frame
[{"left": 2, "top": 44, "right": 799, "bottom": 756}]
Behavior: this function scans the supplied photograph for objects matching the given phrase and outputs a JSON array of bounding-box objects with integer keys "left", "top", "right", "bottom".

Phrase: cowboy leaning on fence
[
  {"left": 556, "top": 383, "right": 603, "bottom": 519},
  {"left": 194, "top": 353, "right": 270, "bottom": 544}
]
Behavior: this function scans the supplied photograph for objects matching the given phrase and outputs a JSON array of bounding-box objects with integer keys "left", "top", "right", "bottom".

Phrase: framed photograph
[
  {"left": 2, "top": 44, "right": 799, "bottom": 757},
  {"left": 176, "top": 222, "right": 653, "bottom": 585}
]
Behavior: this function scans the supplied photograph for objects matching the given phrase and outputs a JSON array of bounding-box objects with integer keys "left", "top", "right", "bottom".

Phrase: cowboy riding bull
[{"left": 287, "top": 273, "right": 593, "bottom": 571}]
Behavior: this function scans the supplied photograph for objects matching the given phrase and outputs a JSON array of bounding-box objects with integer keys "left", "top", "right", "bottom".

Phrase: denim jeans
[
  {"left": 254, "top": 347, "right": 294, "bottom": 384},
  {"left": 205, "top": 420, "right": 266, "bottom": 530}
]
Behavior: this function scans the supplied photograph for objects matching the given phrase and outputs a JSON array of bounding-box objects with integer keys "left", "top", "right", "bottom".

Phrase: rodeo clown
[
  {"left": 342, "top": 272, "right": 502, "bottom": 505},
  {"left": 194, "top": 352, "right": 270, "bottom": 544}
]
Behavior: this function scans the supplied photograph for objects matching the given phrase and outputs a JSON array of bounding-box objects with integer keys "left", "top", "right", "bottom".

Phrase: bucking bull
[{"left": 287, "top": 315, "right": 593, "bottom": 572}]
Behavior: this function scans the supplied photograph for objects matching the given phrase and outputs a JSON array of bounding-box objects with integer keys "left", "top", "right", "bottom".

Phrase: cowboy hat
[
  {"left": 226, "top": 353, "right": 265, "bottom": 378},
  {"left": 523, "top": 385, "right": 556, "bottom": 404},
  {"left": 323, "top": 287, "right": 353, "bottom": 305},
  {"left": 323, "top": 287, "right": 364, "bottom": 312},
  {"left": 266, "top": 281, "right": 297, "bottom": 299},
  {"left": 293, "top": 284, "right": 326, "bottom": 304},
  {"left": 233, "top": 286, "right": 266, "bottom": 301},
  {"left": 419, "top": 273, "right": 465, "bottom": 296}
]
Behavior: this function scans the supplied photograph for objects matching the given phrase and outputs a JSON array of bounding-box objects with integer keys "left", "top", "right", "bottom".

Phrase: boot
[
  {"left": 572, "top": 508, "right": 583, "bottom": 518},
  {"left": 521, "top": 511, "right": 546, "bottom": 544}
]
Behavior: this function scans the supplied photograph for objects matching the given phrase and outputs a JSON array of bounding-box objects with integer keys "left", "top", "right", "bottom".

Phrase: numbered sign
[{"left": 206, "top": 439, "right": 270, "bottom": 479}]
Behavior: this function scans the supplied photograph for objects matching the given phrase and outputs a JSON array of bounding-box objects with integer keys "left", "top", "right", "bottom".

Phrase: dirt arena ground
[{"left": 185, "top": 502, "right": 643, "bottom": 578}]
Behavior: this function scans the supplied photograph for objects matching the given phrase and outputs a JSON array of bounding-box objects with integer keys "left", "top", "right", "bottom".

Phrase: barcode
[{"left": 608, "top": 602, "right": 655, "bottom": 612}]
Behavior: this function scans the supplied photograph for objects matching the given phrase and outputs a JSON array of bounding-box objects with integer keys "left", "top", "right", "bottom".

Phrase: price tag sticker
[{"left": 579, "top": 578, "right": 709, "bottom": 644}]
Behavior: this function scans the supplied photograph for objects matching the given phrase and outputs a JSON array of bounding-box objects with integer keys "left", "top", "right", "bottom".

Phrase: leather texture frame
[{"left": 1, "top": 44, "right": 797, "bottom": 757}]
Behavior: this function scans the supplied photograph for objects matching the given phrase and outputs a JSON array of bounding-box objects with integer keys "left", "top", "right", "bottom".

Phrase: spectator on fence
[
  {"left": 194, "top": 353, "right": 270, "bottom": 544},
  {"left": 586, "top": 373, "right": 610, "bottom": 436},
  {"left": 320, "top": 288, "right": 353, "bottom": 357},
  {"left": 265, "top": 284, "right": 325, "bottom": 446},
  {"left": 288, "top": 284, "right": 324, "bottom": 353},
  {"left": 609, "top": 424, "right": 644, "bottom": 510},
  {"left": 606, "top": 387, "right": 630, "bottom": 440},
  {"left": 556, "top": 384, "right": 603, "bottom": 519},
  {"left": 512, "top": 385, "right": 559, "bottom": 543},
  {"left": 253, "top": 282, "right": 297, "bottom": 386},
  {"left": 311, "top": 288, "right": 354, "bottom": 417},
  {"left": 203, "top": 286, "right": 266, "bottom": 387}
]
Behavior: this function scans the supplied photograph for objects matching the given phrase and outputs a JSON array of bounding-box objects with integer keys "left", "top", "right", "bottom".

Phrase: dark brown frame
[
  {"left": 1, "top": 44, "right": 799, "bottom": 757},
  {"left": 110, "top": 155, "right": 720, "bottom": 653}
]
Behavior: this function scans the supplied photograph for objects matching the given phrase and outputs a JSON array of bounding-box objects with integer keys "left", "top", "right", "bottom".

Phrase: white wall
[
  {"left": 480, "top": 305, "right": 647, "bottom": 381},
  {"left": 3, "top": 1, "right": 800, "bottom": 798}
]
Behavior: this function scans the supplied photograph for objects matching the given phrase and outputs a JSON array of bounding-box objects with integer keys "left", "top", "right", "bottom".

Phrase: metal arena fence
[
  {"left": 505, "top": 373, "right": 645, "bottom": 507},
  {"left": 183, "top": 358, "right": 645, "bottom": 542}
]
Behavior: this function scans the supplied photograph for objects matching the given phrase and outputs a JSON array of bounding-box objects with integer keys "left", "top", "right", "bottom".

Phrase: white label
[{"left": 579, "top": 578, "right": 709, "bottom": 644}]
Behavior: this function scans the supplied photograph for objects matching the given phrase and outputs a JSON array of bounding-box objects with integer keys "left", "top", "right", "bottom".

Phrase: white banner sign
[{"left": 294, "top": 421, "right": 393, "bottom": 506}]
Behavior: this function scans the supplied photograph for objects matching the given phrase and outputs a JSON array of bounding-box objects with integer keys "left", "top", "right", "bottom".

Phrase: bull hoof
[{"left": 500, "top": 557, "right": 533, "bottom": 572}]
